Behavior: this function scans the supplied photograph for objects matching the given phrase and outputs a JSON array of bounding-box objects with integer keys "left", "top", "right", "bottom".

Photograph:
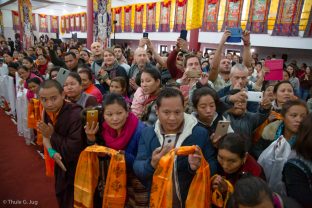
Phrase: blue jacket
[
  {"left": 217, "top": 85, "right": 259, "bottom": 113},
  {"left": 133, "top": 114, "right": 217, "bottom": 206},
  {"left": 91, "top": 121, "right": 146, "bottom": 171}
]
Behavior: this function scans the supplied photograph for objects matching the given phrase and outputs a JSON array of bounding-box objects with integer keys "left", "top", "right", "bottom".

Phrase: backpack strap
[{"left": 286, "top": 158, "right": 312, "bottom": 190}]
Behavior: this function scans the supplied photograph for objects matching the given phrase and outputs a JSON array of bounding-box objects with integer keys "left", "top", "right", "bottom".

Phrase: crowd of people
[{"left": 0, "top": 30, "right": 312, "bottom": 208}]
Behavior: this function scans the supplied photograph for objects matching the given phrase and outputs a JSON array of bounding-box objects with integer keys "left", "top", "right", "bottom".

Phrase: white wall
[
  {"left": 114, "top": 31, "right": 312, "bottom": 50},
  {"left": 115, "top": 37, "right": 312, "bottom": 66},
  {"left": 2, "top": 9, "right": 15, "bottom": 40}
]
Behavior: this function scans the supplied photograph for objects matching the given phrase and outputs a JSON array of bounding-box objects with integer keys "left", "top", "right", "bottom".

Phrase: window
[
  {"left": 226, "top": 49, "right": 241, "bottom": 56},
  {"left": 160, "top": 45, "right": 168, "bottom": 53},
  {"left": 204, "top": 48, "right": 215, "bottom": 54}
]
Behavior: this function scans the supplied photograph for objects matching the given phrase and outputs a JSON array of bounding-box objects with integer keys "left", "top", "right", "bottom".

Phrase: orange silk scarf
[
  {"left": 253, "top": 111, "right": 283, "bottom": 143},
  {"left": 27, "top": 98, "right": 43, "bottom": 145},
  {"left": 211, "top": 175, "right": 234, "bottom": 208},
  {"left": 150, "top": 145, "right": 211, "bottom": 208},
  {"left": 43, "top": 110, "right": 61, "bottom": 177},
  {"left": 74, "top": 145, "right": 127, "bottom": 208}
]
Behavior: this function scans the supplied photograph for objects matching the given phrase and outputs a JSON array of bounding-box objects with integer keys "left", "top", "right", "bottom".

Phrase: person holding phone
[
  {"left": 209, "top": 30, "right": 252, "bottom": 92},
  {"left": 192, "top": 87, "right": 233, "bottom": 147},
  {"left": 223, "top": 89, "right": 271, "bottom": 149},
  {"left": 134, "top": 88, "right": 217, "bottom": 208},
  {"left": 177, "top": 54, "right": 214, "bottom": 110},
  {"left": 37, "top": 79, "right": 86, "bottom": 208},
  {"left": 166, "top": 37, "right": 188, "bottom": 80},
  {"left": 217, "top": 63, "right": 263, "bottom": 113},
  {"left": 84, "top": 93, "right": 148, "bottom": 207}
]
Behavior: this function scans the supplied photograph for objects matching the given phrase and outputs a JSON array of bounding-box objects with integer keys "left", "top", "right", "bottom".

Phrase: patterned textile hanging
[
  {"left": 272, "top": 0, "right": 304, "bottom": 36},
  {"left": 159, "top": 1, "right": 171, "bottom": 32},
  {"left": 12, "top": 11, "right": 19, "bottom": 31},
  {"left": 32, "top": 13, "right": 36, "bottom": 31},
  {"left": 0, "top": 11, "right": 3, "bottom": 35},
  {"left": 18, "top": 0, "right": 33, "bottom": 48},
  {"left": 221, "top": 0, "right": 244, "bottom": 31},
  {"left": 39, "top": 14, "right": 48, "bottom": 33},
  {"left": 65, "top": 15, "right": 70, "bottom": 33},
  {"left": 60, "top": 16, "right": 65, "bottom": 34},
  {"left": 146, "top": 3, "right": 157, "bottom": 32},
  {"left": 202, "top": 0, "right": 220, "bottom": 32},
  {"left": 81, "top": 13, "right": 87, "bottom": 32},
  {"left": 75, "top": 14, "right": 81, "bottom": 31},
  {"left": 134, "top": 4, "right": 144, "bottom": 33},
  {"left": 173, "top": 0, "right": 187, "bottom": 32},
  {"left": 50, "top": 16, "right": 59, "bottom": 33},
  {"left": 93, "top": 0, "right": 111, "bottom": 48},
  {"left": 123, "top": 5, "right": 132, "bottom": 32},
  {"left": 70, "top": 15, "right": 75, "bottom": 32},
  {"left": 304, "top": 6, "right": 312, "bottom": 37},
  {"left": 246, "top": 0, "right": 271, "bottom": 34},
  {"left": 112, "top": 7, "right": 122, "bottom": 33}
]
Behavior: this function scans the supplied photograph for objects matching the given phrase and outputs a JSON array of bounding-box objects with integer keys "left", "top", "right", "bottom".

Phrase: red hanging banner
[
  {"left": 304, "top": 8, "right": 312, "bottom": 37},
  {"left": 70, "top": 15, "right": 75, "bottom": 32},
  {"left": 50, "top": 16, "right": 59, "bottom": 33},
  {"left": 61, "top": 16, "right": 66, "bottom": 33},
  {"left": 81, "top": 13, "right": 87, "bottom": 32},
  {"left": 246, "top": 0, "right": 271, "bottom": 34},
  {"left": 113, "top": 7, "right": 122, "bottom": 33},
  {"left": 65, "top": 16, "right": 70, "bottom": 33},
  {"left": 159, "top": 1, "right": 171, "bottom": 32},
  {"left": 32, "top": 13, "right": 36, "bottom": 31},
  {"left": 124, "top": 6, "right": 132, "bottom": 32},
  {"left": 173, "top": 0, "right": 187, "bottom": 32},
  {"left": 12, "top": 11, "right": 20, "bottom": 31},
  {"left": 39, "top": 14, "right": 48, "bottom": 33},
  {"left": 75, "top": 14, "right": 81, "bottom": 31},
  {"left": 201, "top": 0, "right": 220, "bottom": 32},
  {"left": 272, "top": 0, "right": 304, "bottom": 36},
  {"left": 146, "top": 3, "right": 156, "bottom": 32},
  {"left": 222, "top": 0, "right": 244, "bottom": 31},
  {"left": 134, "top": 4, "right": 144, "bottom": 33}
]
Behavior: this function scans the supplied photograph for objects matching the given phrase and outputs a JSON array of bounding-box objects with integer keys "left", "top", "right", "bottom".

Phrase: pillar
[
  {"left": 87, "top": 0, "right": 93, "bottom": 49},
  {"left": 189, "top": 28, "right": 200, "bottom": 52}
]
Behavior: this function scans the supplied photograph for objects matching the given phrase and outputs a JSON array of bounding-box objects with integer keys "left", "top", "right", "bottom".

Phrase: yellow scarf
[
  {"left": 150, "top": 145, "right": 211, "bottom": 208},
  {"left": 74, "top": 145, "right": 127, "bottom": 208}
]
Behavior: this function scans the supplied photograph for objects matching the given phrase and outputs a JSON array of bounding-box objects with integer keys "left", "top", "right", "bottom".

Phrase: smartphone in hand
[
  {"left": 162, "top": 134, "right": 177, "bottom": 149},
  {"left": 186, "top": 70, "right": 201, "bottom": 78},
  {"left": 226, "top": 27, "right": 242, "bottom": 43},
  {"left": 143, "top": 32, "right": 148, "bottom": 38},
  {"left": 247, "top": 91, "right": 263, "bottom": 102},
  {"left": 86, "top": 110, "right": 99, "bottom": 126},
  {"left": 214, "top": 121, "right": 230, "bottom": 138},
  {"left": 55, "top": 68, "right": 70, "bottom": 86},
  {"left": 180, "top": 30, "right": 187, "bottom": 40}
]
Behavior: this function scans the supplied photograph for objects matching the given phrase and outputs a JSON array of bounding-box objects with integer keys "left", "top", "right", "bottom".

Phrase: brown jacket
[{"left": 44, "top": 102, "right": 86, "bottom": 195}]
